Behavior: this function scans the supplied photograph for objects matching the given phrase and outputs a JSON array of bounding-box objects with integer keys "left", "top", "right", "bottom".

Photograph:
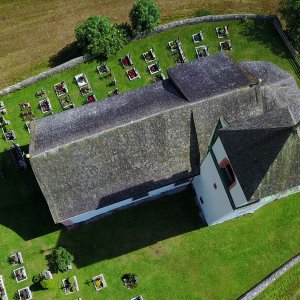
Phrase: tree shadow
[
  {"left": 48, "top": 42, "right": 82, "bottom": 68},
  {"left": 239, "top": 20, "right": 300, "bottom": 78},
  {"left": 55, "top": 186, "right": 203, "bottom": 268},
  {"left": 0, "top": 146, "right": 60, "bottom": 241}
]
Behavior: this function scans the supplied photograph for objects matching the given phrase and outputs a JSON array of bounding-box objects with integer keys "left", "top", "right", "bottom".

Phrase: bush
[
  {"left": 40, "top": 279, "right": 54, "bottom": 290},
  {"left": 195, "top": 9, "right": 214, "bottom": 17},
  {"left": 280, "top": 0, "right": 300, "bottom": 49},
  {"left": 48, "top": 247, "right": 74, "bottom": 273},
  {"left": 32, "top": 273, "right": 43, "bottom": 284},
  {"left": 75, "top": 16, "right": 127, "bottom": 57},
  {"left": 129, "top": 0, "right": 160, "bottom": 34}
]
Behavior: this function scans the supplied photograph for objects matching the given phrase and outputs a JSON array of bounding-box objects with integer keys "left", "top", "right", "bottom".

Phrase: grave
[
  {"left": 216, "top": 26, "right": 229, "bottom": 38},
  {"left": 192, "top": 31, "right": 204, "bottom": 43},
  {"left": 219, "top": 40, "right": 232, "bottom": 51},
  {"left": 54, "top": 81, "right": 68, "bottom": 97},
  {"left": 121, "top": 54, "right": 133, "bottom": 67},
  {"left": 148, "top": 62, "right": 161, "bottom": 75},
  {"left": 143, "top": 48, "right": 156, "bottom": 63},
  {"left": 195, "top": 45, "right": 209, "bottom": 58},
  {"left": 39, "top": 98, "right": 52, "bottom": 113},
  {"left": 126, "top": 68, "right": 140, "bottom": 80}
]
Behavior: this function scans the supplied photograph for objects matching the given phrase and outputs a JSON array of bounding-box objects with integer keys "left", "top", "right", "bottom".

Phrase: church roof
[{"left": 29, "top": 54, "right": 300, "bottom": 223}]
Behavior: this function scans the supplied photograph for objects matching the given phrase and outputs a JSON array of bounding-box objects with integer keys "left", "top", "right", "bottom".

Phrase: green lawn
[
  {"left": 0, "top": 185, "right": 299, "bottom": 300},
  {"left": 0, "top": 18, "right": 299, "bottom": 299},
  {"left": 257, "top": 262, "right": 300, "bottom": 300}
]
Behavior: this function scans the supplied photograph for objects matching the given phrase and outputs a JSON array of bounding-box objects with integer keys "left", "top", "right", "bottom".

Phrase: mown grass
[
  {"left": 0, "top": 184, "right": 299, "bottom": 300},
  {"left": 257, "top": 262, "right": 300, "bottom": 300},
  {"left": 0, "top": 0, "right": 281, "bottom": 88}
]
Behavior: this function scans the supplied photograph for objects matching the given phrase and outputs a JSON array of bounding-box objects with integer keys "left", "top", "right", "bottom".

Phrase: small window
[
  {"left": 219, "top": 158, "right": 236, "bottom": 189},
  {"left": 199, "top": 196, "right": 204, "bottom": 204}
]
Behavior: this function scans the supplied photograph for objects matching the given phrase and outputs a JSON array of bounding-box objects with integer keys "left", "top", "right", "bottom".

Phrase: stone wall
[
  {"left": 132, "top": 14, "right": 274, "bottom": 40},
  {"left": 0, "top": 56, "right": 90, "bottom": 96}
]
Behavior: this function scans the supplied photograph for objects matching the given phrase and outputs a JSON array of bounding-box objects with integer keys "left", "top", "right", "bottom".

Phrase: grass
[
  {"left": 1, "top": 19, "right": 299, "bottom": 154},
  {"left": 0, "top": 0, "right": 281, "bottom": 88},
  {"left": 0, "top": 184, "right": 299, "bottom": 299},
  {"left": 0, "top": 18, "right": 299, "bottom": 299},
  {"left": 257, "top": 262, "right": 300, "bottom": 300}
]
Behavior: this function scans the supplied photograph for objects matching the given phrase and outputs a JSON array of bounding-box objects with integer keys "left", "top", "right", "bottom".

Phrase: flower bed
[
  {"left": 18, "top": 287, "right": 32, "bottom": 300},
  {"left": 192, "top": 31, "right": 204, "bottom": 43},
  {"left": 92, "top": 274, "right": 107, "bottom": 291},
  {"left": 62, "top": 276, "right": 79, "bottom": 295},
  {"left": 80, "top": 84, "right": 93, "bottom": 96},
  {"left": 148, "top": 62, "right": 160, "bottom": 75},
  {"left": 0, "top": 275, "right": 8, "bottom": 300},
  {"left": 122, "top": 273, "right": 138, "bottom": 289},
  {"left": 13, "top": 266, "right": 28, "bottom": 283},
  {"left": 219, "top": 40, "right": 232, "bottom": 51},
  {"left": 59, "top": 95, "right": 74, "bottom": 110},
  {"left": 126, "top": 68, "right": 140, "bottom": 80},
  {"left": 75, "top": 73, "right": 89, "bottom": 88},
  {"left": 195, "top": 45, "right": 209, "bottom": 58},
  {"left": 121, "top": 54, "right": 133, "bottom": 67},
  {"left": 39, "top": 98, "right": 52, "bottom": 113},
  {"left": 21, "top": 110, "right": 34, "bottom": 121},
  {"left": 54, "top": 81, "right": 68, "bottom": 97},
  {"left": 143, "top": 48, "right": 156, "bottom": 63},
  {"left": 216, "top": 26, "right": 229, "bottom": 38},
  {"left": 97, "top": 64, "right": 110, "bottom": 75},
  {"left": 19, "top": 102, "right": 31, "bottom": 110},
  {"left": 108, "top": 89, "right": 119, "bottom": 97},
  {"left": 87, "top": 94, "right": 97, "bottom": 103}
]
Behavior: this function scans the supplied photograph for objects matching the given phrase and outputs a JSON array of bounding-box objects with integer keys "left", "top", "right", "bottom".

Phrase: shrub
[
  {"left": 75, "top": 16, "right": 127, "bottom": 57},
  {"left": 32, "top": 273, "right": 43, "bottom": 283},
  {"left": 129, "top": 0, "right": 160, "bottom": 33},
  {"left": 195, "top": 9, "right": 214, "bottom": 17},
  {"left": 280, "top": 0, "right": 300, "bottom": 49},
  {"left": 48, "top": 247, "right": 74, "bottom": 273},
  {"left": 40, "top": 279, "right": 54, "bottom": 289}
]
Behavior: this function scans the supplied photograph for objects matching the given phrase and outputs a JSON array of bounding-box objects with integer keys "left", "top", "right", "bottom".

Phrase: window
[
  {"left": 199, "top": 196, "right": 204, "bottom": 204},
  {"left": 219, "top": 158, "right": 236, "bottom": 189}
]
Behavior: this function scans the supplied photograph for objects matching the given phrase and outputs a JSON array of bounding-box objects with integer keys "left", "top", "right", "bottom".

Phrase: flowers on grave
[
  {"left": 95, "top": 278, "right": 103, "bottom": 287},
  {"left": 122, "top": 273, "right": 138, "bottom": 289}
]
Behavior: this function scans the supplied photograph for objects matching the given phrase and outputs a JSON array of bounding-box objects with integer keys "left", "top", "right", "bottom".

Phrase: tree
[
  {"left": 280, "top": 0, "right": 300, "bottom": 49},
  {"left": 75, "top": 16, "right": 126, "bottom": 57},
  {"left": 129, "top": 0, "right": 160, "bottom": 33},
  {"left": 49, "top": 247, "right": 74, "bottom": 273}
]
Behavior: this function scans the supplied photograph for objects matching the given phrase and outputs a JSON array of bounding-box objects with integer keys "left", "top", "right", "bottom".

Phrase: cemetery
[{"left": 0, "top": 17, "right": 299, "bottom": 300}]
